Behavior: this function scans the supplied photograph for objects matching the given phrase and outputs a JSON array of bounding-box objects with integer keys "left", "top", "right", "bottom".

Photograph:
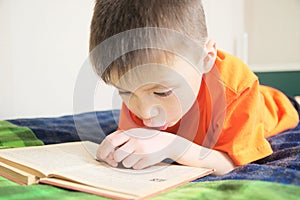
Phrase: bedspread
[{"left": 1, "top": 110, "right": 299, "bottom": 199}]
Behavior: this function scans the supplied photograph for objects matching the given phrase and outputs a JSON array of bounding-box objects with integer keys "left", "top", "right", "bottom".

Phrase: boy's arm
[
  {"left": 170, "top": 137, "right": 236, "bottom": 175},
  {"left": 97, "top": 129, "right": 236, "bottom": 175}
]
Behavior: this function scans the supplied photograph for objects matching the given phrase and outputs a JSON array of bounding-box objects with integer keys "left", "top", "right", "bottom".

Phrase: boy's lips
[
  {"left": 148, "top": 124, "right": 168, "bottom": 131},
  {"left": 159, "top": 124, "right": 169, "bottom": 130},
  {"left": 142, "top": 119, "right": 169, "bottom": 130}
]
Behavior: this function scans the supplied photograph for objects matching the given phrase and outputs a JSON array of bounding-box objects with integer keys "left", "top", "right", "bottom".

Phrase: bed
[{"left": 1, "top": 109, "right": 299, "bottom": 199}]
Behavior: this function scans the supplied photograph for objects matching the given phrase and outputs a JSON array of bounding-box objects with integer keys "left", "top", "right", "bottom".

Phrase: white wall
[
  {"left": 205, "top": 0, "right": 300, "bottom": 72},
  {"left": 203, "top": 0, "right": 246, "bottom": 60},
  {"left": 0, "top": 0, "right": 95, "bottom": 119},
  {"left": 245, "top": 0, "right": 300, "bottom": 66},
  {"left": 0, "top": 0, "right": 245, "bottom": 120},
  {"left": 0, "top": 1, "right": 14, "bottom": 120},
  {"left": 3, "top": 0, "right": 296, "bottom": 120}
]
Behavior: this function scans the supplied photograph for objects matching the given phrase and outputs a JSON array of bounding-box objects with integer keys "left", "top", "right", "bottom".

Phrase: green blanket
[
  {"left": 0, "top": 121, "right": 43, "bottom": 149},
  {"left": 1, "top": 176, "right": 299, "bottom": 200},
  {"left": 0, "top": 121, "right": 299, "bottom": 200}
]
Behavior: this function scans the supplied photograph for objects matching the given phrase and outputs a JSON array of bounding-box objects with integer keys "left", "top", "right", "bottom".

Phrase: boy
[{"left": 89, "top": 0, "right": 299, "bottom": 175}]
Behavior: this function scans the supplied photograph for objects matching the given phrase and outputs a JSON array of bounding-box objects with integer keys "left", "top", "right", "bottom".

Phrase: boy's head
[
  {"left": 90, "top": 0, "right": 208, "bottom": 52},
  {"left": 89, "top": 0, "right": 217, "bottom": 129},
  {"left": 89, "top": 0, "right": 211, "bottom": 81}
]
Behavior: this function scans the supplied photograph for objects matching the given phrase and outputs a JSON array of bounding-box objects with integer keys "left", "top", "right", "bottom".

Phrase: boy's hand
[{"left": 96, "top": 128, "right": 186, "bottom": 169}]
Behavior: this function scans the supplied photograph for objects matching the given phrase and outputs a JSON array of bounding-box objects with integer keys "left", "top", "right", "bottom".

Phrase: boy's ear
[{"left": 201, "top": 39, "right": 217, "bottom": 73}]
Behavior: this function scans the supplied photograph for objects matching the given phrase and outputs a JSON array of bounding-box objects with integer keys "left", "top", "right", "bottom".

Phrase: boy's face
[{"left": 114, "top": 57, "right": 202, "bottom": 130}]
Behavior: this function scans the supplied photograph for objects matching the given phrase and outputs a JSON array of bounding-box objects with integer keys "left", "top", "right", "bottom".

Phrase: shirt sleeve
[{"left": 213, "top": 79, "right": 273, "bottom": 165}]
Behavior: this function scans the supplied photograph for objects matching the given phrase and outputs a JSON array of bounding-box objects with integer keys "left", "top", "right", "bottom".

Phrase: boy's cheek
[{"left": 172, "top": 87, "right": 198, "bottom": 115}]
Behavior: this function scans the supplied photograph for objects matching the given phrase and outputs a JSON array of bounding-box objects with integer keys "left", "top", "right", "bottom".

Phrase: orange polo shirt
[{"left": 118, "top": 50, "right": 299, "bottom": 165}]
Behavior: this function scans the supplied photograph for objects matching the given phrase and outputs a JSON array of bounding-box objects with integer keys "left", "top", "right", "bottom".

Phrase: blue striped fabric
[
  {"left": 8, "top": 110, "right": 300, "bottom": 185},
  {"left": 8, "top": 110, "right": 119, "bottom": 145}
]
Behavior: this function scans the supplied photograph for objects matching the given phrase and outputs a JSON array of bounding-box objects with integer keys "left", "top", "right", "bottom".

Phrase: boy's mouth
[
  {"left": 159, "top": 124, "right": 169, "bottom": 130},
  {"left": 146, "top": 124, "right": 168, "bottom": 131},
  {"left": 142, "top": 118, "right": 169, "bottom": 131}
]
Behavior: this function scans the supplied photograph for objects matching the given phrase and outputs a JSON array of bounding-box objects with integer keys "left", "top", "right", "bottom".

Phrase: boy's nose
[
  {"left": 128, "top": 95, "right": 165, "bottom": 126},
  {"left": 139, "top": 105, "right": 159, "bottom": 121},
  {"left": 140, "top": 106, "right": 167, "bottom": 128}
]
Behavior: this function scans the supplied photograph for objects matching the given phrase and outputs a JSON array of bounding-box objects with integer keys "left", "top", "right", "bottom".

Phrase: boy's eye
[{"left": 153, "top": 90, "right": 173, "bottom": 97}]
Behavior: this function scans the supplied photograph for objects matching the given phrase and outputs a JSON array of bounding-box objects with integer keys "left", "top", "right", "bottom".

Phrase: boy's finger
[
  {"left": 133, "top": 158, "right": 157, "bottom": 170},
  {"left": 105, "top": 152, "right": 118, "bottom": 167},
  {"left": 122, "top": 153, "right": 141, "bottom": 169},
  {"left": 114, "top": 140, "right": 135, "bottom": 162},
  {"left": 106, "top": 131, "right": 130, "bottom": 148},
  {"left": 96, "top": 151, "right": 118, "bottom": 167},
  {"left": 97, "top": 131, "right": 129, "bottom": 160}
]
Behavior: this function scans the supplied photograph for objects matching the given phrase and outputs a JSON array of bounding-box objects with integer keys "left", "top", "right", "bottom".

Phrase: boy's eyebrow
[
  {"left": 151, "top": 80, "right": 179, "bottom": 89},
  {"left": 143, "top": 83, "right": 175, "bottom": 92},
  {"left": 114, "top": 80, "right": 179, "bottom": 92}
]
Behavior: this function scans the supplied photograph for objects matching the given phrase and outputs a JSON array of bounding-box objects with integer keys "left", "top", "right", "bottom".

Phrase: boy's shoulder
[{"left": 208, "top": 50, "right": 258, "bottom": 94}]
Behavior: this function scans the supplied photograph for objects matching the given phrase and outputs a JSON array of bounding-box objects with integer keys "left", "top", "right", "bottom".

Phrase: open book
[{"left": 0, "top": 141, "right": 214, "bottom": 199}]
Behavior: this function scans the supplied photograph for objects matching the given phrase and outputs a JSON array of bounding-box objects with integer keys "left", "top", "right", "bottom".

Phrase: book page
[
  {"left": 0, "top": 141, "right": 100, "bottom": 176},
  {"left": 0, "top": 162, "right": 38, "bottom": 185},
  {"left": 52, "top": 162, "right": 212, "bottom": 197},
  {"left": 0, "top": 141, "right": 213, "bottom": 198}
]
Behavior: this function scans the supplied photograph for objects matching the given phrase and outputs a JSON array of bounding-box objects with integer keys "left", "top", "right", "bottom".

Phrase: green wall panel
[{"left": 255, "top": 71, "right": 300, "bottom": 97}]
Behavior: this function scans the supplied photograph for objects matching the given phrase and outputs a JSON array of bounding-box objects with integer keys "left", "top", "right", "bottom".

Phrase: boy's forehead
[{"left": 113, "top": 59, "right": 198, "bottom": 91}]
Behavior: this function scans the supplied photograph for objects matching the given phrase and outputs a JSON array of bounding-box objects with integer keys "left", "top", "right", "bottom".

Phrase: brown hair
[{"left": 89, "top": 0, "right": 208, "bottom": 84}]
